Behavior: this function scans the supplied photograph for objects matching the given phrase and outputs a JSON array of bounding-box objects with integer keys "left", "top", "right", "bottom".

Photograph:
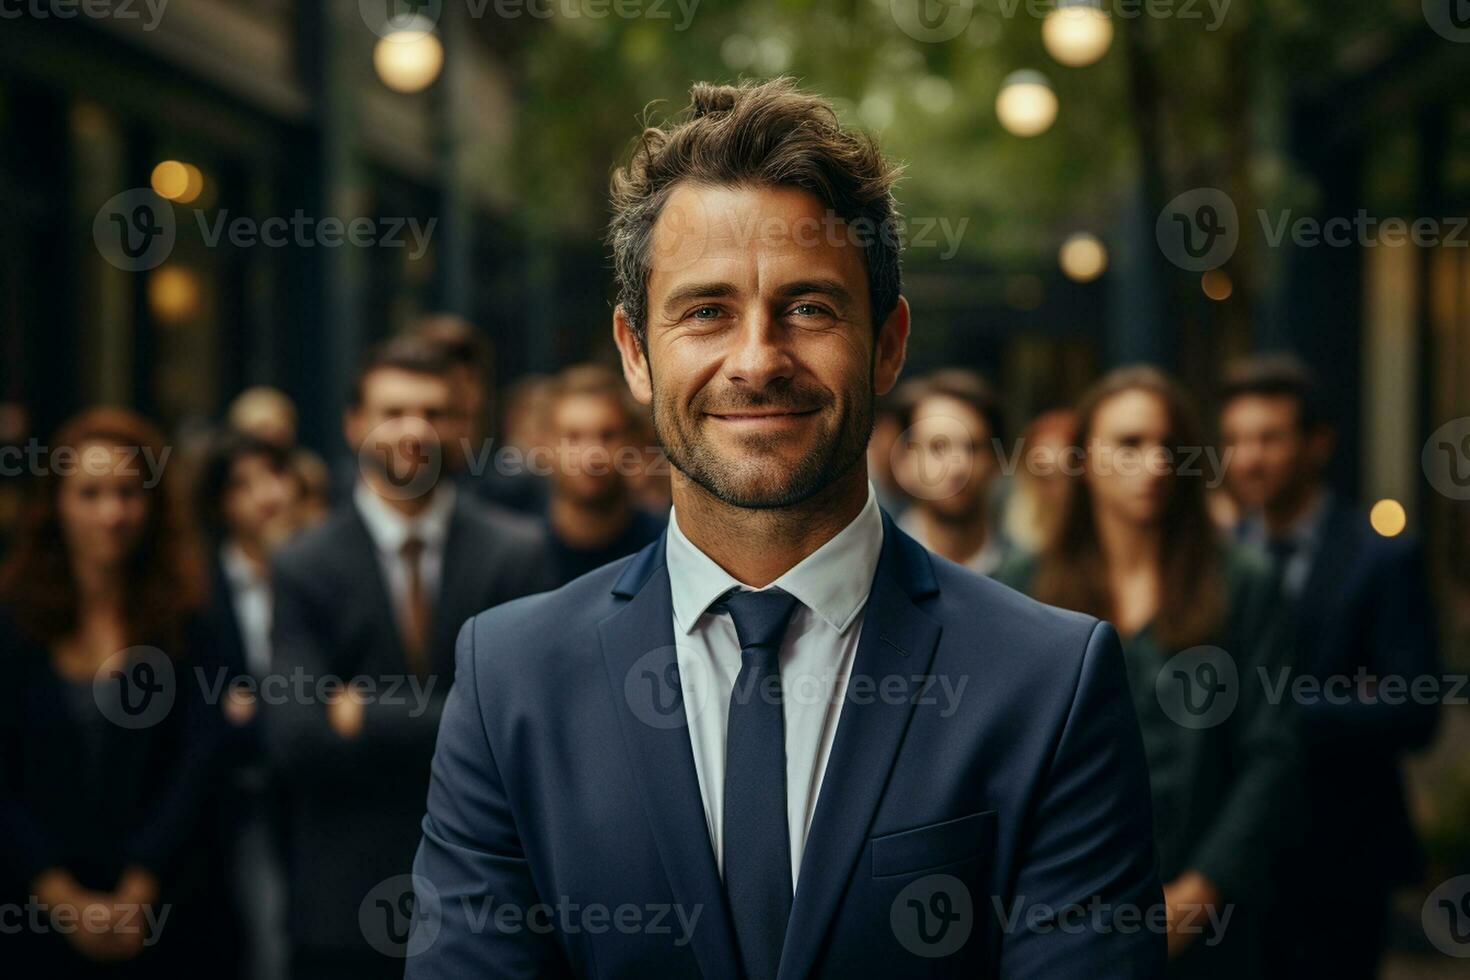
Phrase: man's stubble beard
[{"left": 648, "top": 366, "right": 875, "bottom": 510}]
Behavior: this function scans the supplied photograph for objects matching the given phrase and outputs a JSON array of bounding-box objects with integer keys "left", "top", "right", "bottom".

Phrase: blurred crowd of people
[{"left": 0, "top": 320, "right": 1444, "bottom": 979}]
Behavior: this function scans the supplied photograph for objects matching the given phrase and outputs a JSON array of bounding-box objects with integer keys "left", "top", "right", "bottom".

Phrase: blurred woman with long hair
[
  {"left": 0, "top": 407, "right": 218, "bottom": 977},
  {"left": 999, "top": 367, "right": 1300, "bottom": 978}
]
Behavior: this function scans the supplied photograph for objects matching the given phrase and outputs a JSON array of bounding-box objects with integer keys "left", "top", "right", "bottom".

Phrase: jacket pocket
[{"left": 870, "top": 809, "right": 997, "bottom": 878}]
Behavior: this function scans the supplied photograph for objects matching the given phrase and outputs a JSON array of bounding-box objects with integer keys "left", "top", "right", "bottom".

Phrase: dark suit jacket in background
[
  {"left": 408, "top": 512, "right": 1167, "bottom": 979},
  {"left": 266, "top": 492, "right": 553, "bottom": 959},
  {"left": 1259, "top": 499, "right": 1441, "bottom": 979},
  {"left": 1284, "top": 499, "right": 1440, "bottom": 886},
  {"left": 0, "top": 608, "right": 221, "bottom": 978}
]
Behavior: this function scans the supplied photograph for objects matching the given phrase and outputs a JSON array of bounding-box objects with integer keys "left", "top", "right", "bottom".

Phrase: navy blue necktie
[{"left": 717, "top": 587, "right": 799, "bottom": 980}]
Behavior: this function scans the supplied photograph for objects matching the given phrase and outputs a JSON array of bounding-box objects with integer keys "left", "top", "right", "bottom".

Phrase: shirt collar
[
  {"left": 353, "top": 480, "right": 457, "bottom": 556},
  {"left": 1238, "top": 487, "right": 1332, "bottom": 550},
  {"left": 219, "top": 541, "right": 266, "bottom": 590},
  {"left": 665, "top": 482, "right": 884, "bottom": 636}
]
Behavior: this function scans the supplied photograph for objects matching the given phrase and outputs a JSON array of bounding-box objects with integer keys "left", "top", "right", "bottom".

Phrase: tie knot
[
  {"left": 717, "top": 587, "right": 800, "bottom": 655},
  {"left": 401, "top": 536, "right": 426, "bottom": 561}
]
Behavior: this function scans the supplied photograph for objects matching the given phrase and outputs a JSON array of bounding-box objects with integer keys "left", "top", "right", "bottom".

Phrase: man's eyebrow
[
  {"left": 775, "top": 279, "right": 855, "bottom": 305},
  {"left": 661, "top": 281, "right": 739, "bottom": 314}
]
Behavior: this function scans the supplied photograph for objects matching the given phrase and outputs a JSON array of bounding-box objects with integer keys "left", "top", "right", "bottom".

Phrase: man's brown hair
[
  {"left": 902, "top": 369, "right": 1008, "bottom": 449},
  {"left": 608, "top": 77, "right": 905, "bottom": 348},
  {"left": 1218, "top": 352, "right": 1326, "bottom": 431},
  {"left": 349, "top": 333, "right": 453, "bottom": 408}
]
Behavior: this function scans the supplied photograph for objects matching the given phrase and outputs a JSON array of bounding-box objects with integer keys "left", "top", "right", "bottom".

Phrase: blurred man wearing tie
[
  {"left": 1219, "top": 354, "right": 1440, "bottom": 979},
  {"left": 268, "top": 335, "right": 552, "bottom": 979}
]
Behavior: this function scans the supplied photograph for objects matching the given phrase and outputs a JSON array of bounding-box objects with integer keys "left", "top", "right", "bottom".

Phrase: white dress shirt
[
  {"left": 1238, "top": 488, "right": 1331, "bottom": 597},
  {"left": 220, "top": 541, "right": 273, "bottom": 678},
  {"left": 353, "top": 481, "right": 457, "bottom": 639},
  {"left": 664, "top": 482, "right": 884, "bottom": 887}
]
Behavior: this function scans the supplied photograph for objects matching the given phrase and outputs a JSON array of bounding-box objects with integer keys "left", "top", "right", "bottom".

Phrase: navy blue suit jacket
[{"left": 408, "top": 512, "right": 1165, "bottom": 978}]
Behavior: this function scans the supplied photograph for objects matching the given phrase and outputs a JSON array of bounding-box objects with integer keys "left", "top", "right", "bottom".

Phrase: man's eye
[
  {"left": 688, "top": 306, "right": 721, "bottom": 320},
  {"left": 790, "top": 303, "right": 827, "bottom": 317}
]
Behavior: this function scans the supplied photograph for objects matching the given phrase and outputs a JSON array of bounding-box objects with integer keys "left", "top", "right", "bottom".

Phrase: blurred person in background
[
  {"left": 411, "top": 313, "right": 549, "bottom": 516},
  {"left": 541, "top": 363, "right": 667, "bottom": 587},
  {"left": 624, "top": 396, "right": 673, "bottom": 514},
  {"left": 999, "top": 366, "right": 1301, "bottom": 979},
  {"left": 866, "top": 384, "right": 913, "bottom": 516},
  {"left": 0, "top": 407, "right": 218, "bottom": 978},
  {"left": 895, "top": 370, "right": 1012, "bottom": 576},
  {"left": 1002, "top": 408, "right": 1076, "bottom": 556},
  {"left": 500, "top": 372, "right": 555, "bottom": 458},
  {"left": 228, "top": 387, "right": 298, "bottom": 451},
  {"left": 227, "top": 386, "right": 329, "bottom": 531},
  {"left": 196, "top": 429, "right": 304, "bottom": 980},
  {"left": 266, "top": 335, "right": 553, "bottom": 979},
  {"left": 1218, "top": 354, "right": 1440, "bottom": 980}
]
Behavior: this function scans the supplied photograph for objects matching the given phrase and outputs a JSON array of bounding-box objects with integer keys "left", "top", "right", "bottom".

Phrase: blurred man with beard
[
  {"left": 895, "top": 370, "right": 1012, "bottom": 576},
  {"left": 1218, "top": 354, "right": 1439, "bottom": 980},
  {"left": 541, "top": 363, "right": 666, "bottom": 587},
  {"left": 267, "top": 335, "right": 551, "bottom": 979}
]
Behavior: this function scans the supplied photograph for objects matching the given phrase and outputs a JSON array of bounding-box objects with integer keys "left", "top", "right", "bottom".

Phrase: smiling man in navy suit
[{"left": 407, "top": 78, "right": 1166, "bottom": 979}]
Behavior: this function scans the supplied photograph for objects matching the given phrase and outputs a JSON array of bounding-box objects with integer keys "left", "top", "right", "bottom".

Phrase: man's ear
[
  {"left": 613, "top": 305, "right": 653, "bottom": 406},
  {"left": 873, "top": 295, "right": 911, "bottom": 396}
]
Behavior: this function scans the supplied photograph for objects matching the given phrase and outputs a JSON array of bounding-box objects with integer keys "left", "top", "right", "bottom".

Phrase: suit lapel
[
  {"left": 778, "top": 513, "right": 943, "bottom": 980},
  {"left": 598, "top": 534, "right": 742, "bottom": 980}
]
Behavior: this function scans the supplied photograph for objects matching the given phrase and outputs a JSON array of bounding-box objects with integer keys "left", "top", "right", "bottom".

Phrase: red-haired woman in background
[
  {"left": 0, "top": 407, "right": 218, "bottom": 977},
  {"left": 999, "top": 367, "right": 1301, "bottom": 979}
]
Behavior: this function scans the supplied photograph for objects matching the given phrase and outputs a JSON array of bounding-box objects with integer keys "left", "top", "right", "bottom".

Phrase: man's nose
[{"left": 723, "top": 311, "right": 795, "bottom": 387}]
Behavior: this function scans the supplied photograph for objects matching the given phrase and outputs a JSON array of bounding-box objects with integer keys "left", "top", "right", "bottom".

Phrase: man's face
[
  {"left": 1219, "top": 394, "right": 1310, "bottom": 511},
  {"left": 552, "top": 392, "right": 632, "bottom": 505},
  {"left": 613, "top": 183, "right": 908, "bottom": 509},
  {"left": 345, "top": 368, "right": 453, "bottom": 492},
  {"left": 903, "top": 394, "right": 997, "bottom": 520}
]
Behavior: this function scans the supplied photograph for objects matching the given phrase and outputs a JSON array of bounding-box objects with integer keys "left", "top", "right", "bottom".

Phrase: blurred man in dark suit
[
  {"left": 541, "top": 363, "right": 666, "bottom": 587},
  {"left": 267, "top": 335, "right": 553, "bottom": 980},
  {"left": 1219, "top": 354, "right": 1440, "bottom": 980}
]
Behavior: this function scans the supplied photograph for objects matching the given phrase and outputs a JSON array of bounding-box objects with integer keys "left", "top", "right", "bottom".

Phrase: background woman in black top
[{"left": 0, "top": 407, "right": 218, "bottom": 978}]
